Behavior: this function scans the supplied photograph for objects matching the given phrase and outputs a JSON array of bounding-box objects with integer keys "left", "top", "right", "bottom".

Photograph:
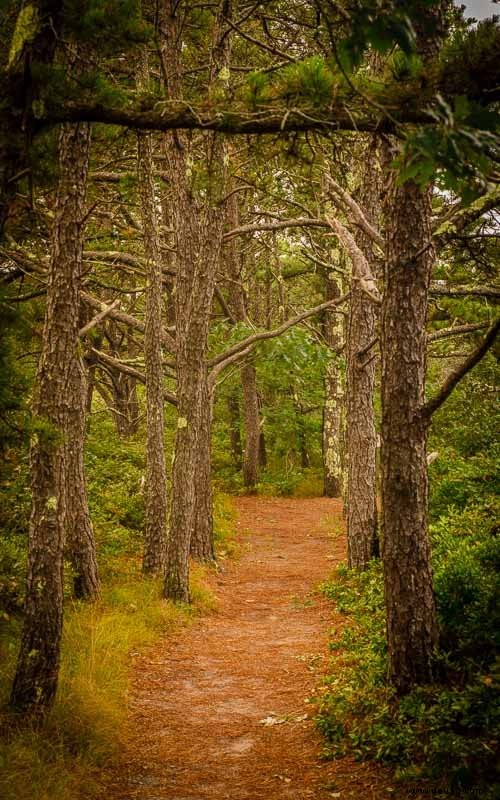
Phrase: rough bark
[
  {"left": 162, "top": 1, "right": 232, "bottom": 600},
  {"left": 379, "top": 1, "right": 446, "bottom": 695},
  {"left": 381, "top": 179, "right": 439, "bottom": 693},
  {"left": 137, "top": 71, "right": 168, "bottom": 573},
  {"left": 10, "top": 122, "right": 91, "bottom": 712},
  {"left": 224, "top": 169, "right": 262, "bottom": 489},
  {"left": 322, "top": 270, "right": 344, "bottom": 497},
  {"left": 65, "top": 352, "right": 99, "bottom": 600},
  {"left": 1, "top": 0, "right": 63, "bottom": 237},
  {"left": 241, "top": 362, "right": 261, "bottom": 489},
  {"left": 346, "top": 144, "right": 380, "bottom": 568},
  {"left": 227, "top": 390, "right": 242, "bottom": 469},
  {"left": 191, "top": 378, "right": 216, "bottom": 562}
]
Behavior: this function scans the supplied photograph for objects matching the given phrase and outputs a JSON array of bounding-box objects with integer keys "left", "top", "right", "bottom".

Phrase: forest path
[{"left": 104, "top": 497, "right": 402, "bottom": 800}]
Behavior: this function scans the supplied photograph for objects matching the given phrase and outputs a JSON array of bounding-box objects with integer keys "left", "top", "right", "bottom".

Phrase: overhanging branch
[{"left": 421, "top": 318, "right": 500, "bottom": 420}]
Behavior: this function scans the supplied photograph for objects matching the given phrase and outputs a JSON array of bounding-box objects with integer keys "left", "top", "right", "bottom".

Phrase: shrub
[{"left": 315, "top": 503, "right": 500, "bottom": 796}]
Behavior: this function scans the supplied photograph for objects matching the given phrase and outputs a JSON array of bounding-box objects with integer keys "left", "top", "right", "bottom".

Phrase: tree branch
[
  {"left": 91, "top": 348, "right": 177, "bottom": 406},
  {"left": 326, "top": 215, "right": 381, "bottom": 303},
  {"left": 429, "top": 283, "right": 500, "bottom": 300},
  {"left": 421, "top": 318, "right": 500, "bottom": 419},
  {"left": 79, "top": 299, "right": 121, "bottom": 337},
  {"left": 81, "top": 293, "right": 176, "bottom": 355},
  {"left": 223, "top": 216, "right": 330, "bottom": 239},
  {"left": 427, "top": 321, "right": 490, "bottom": 342},
  {"left": 326, "top": 174, "right": 384, "bottom": 250},
  {"left": 43, "top": 101, "right": 416, "bottom": 135},
  {"left": 434, "top": 186, "right": 500, "bottom": 250},
  {"left": 208, "top": 293, "right": 350, "bottom": 369}
]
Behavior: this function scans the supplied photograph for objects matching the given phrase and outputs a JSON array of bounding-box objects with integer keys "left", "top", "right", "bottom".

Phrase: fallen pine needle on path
[{"left": 102, "top": 497, "right": 406, "bottom": 800}]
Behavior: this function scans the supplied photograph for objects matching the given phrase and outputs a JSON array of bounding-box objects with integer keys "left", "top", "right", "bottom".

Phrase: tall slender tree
[
  {"left": 137, "top": 51, "right": 168, "bottom": 574},
  {"left": 163, "top": 0, "right": 233, "bottom": 600},
  {"left": 345, "top": 142, "right": 381, "bottom": 568},
  {"left": 10, "top": 122, "right": 91, "bottom": 712},
  {"left": 380, "top": 4, "right": 449, "bottom": 692}
]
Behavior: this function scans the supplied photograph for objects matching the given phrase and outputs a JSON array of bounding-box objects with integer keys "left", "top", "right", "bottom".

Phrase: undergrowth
[
  {"left": 0, "top": 561, "right": 218, "bottom": 800},
  {"left": 0, "top": 410, "right": 236, "bottom": 800},
  {"left": 315, "top": 501, "right": 500, "bottom": 797}
]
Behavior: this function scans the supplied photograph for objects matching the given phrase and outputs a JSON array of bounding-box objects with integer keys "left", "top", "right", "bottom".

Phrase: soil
[{"left": 103, "top": 497, "right": 407, "bottom": 800}]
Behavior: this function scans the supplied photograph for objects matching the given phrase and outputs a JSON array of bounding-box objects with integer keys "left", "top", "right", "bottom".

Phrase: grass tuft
[{"left": 0, "top": 563, "right": 212, "bottom": 800}]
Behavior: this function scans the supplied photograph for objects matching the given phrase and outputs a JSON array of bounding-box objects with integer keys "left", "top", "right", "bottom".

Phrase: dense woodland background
[{"left": 0, "top": 1, "right": 499, "bottom": 798}]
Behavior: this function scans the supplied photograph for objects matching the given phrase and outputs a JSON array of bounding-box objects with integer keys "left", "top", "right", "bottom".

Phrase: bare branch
[
  {"left": 326, "top": 174, "right": 384, "bottom": 250},
  {"left": 429, "top": 283, "right": 500, "bottom": 300},
  {"left": 326, "top": 215, "right": 381, "bottom": 303},
  {"left": 427, "top": 321, "right": 490, "bottom": 342},
  {"left": 208, "top": 345, "right": 254, "bottom": 390},
  {"left": 81, "top": 293, "right": 176, "bottom": 356},
  {"left": 421, "top": 318, "right": 500, "bottom": 419},
  {"left": 434, "top": 186, "right": 500, "bottom": 250},
  {"left": 224, "top": 217, "right": 329, "bottom": 240},
  {"left": 91, "top": 348, "right": 177, "bottom": 406},
  {"left": 79, "top": 299, "right": 120, "bottom": 337},
  {"left": 208, "top": 293, "right": 350, "bottom": 369}
]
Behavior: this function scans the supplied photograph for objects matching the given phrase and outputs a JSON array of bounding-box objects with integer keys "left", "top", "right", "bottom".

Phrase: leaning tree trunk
[
  {"left": 65, "top": 353, "right": 100, "bottom": 600},
  {"left": 381, "top": 178, "right": 439, "bottom": 694},
  {"left": 137, "top": 84, "right": 168, "bottom": 574},
  {"left": 10, "top": 122, "right": 91, "bottom": 713},
  {"left": 346, "top": 145, "right": 380, "bottom": 568}
]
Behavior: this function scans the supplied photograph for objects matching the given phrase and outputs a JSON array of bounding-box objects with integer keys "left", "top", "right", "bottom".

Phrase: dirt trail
[{"left": 104, "top": 497, "right": 403, "bottom": 800}]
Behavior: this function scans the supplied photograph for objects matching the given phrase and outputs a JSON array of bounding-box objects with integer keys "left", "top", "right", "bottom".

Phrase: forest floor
[{"left": 102, "top": 497, "right": 407, "bottom": 800}]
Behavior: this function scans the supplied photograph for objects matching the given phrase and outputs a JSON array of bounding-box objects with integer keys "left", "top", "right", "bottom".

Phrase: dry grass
[{"left": 0, "top": 563, "right": 213, "bottom": 800}]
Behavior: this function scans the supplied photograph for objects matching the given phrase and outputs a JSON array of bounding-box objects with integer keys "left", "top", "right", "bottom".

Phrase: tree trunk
[
  {"left": 322, "top": 270, "right": 344, "bottom": 497},
  {"left": 379, "top": 0, "right": 446, "bottom": 695},
  {"left": 191, "top": 378, "right": 215, "bottom": 562},
  {"left": 227, "top": 390, "right": 242, "bottom": 469},
  {"left": 224, "top": 168, "right": 262, "bottom": 489},
  {"left": 137, "top": 90, "right": 168, "bottom": 574},
  {"left": 346, "top": 146, "right": 380, "bottom": 567},
  {"left": 381, "top": 178, "right": 439, "bottom": 693},
  {"left": 162, "top": 0, "right": 232, "bottom": 600},
  {"left": 241, "top": 362, "right": 260, "bottom": 489},
  {"left": 65, "top": 353, "right": 100, "bottom": 600},
  {"left": 10, "top": 122, "right": 91, "bottom": 713}
]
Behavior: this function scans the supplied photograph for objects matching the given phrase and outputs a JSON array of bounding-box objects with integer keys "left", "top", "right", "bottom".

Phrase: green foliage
[
  {"left": 440, "top": 17, "right": 500, "bottom": 102},
  {"left": 63, "top": 0, "right": 150, "bottom": 51},
  {"left": 428, "top": 354, "right": 499, "bottom": 515},
  {"left": 244, "top": 57, "right": 339, "bottom": 110},
  {"left": 316, "top": 496, "right": 500, "bottom": 794},
  {"left": 276, "top": 57, "right": 337, "bottom": 107},
  {"left": 0, "top": 565, "right": 210, "bottom": 800},
  {"left": 335, "top": 0, "right": 441, "bottom": 70},
  {"left": 85, "top": 414, "right": 145, "bottom": 561},
  {"left": 432, "top": 505, "right": 499, "bottom": 664},
  {"left": 395, "top": 94, "right": 500, "bottom": 201},
  {"left": 244, "top": 71, "right": 271, "bottom": 109}
]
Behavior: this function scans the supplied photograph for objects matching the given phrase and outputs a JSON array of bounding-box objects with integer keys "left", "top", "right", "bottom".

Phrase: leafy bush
[{"left": 316, "top": 502, "right": 500, "bottom": 795}]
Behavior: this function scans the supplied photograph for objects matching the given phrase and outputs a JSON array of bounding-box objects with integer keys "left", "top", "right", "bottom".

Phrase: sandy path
[{"left": 104, "top": 497, "right": 403, "bottom": 800}]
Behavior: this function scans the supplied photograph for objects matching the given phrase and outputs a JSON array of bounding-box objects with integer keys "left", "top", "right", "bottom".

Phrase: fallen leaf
[{"left": 259, "top": 714, "right": 286, "bottom": 726}]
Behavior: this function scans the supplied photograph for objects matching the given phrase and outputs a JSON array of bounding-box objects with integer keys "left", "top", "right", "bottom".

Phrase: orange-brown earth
[{"left": 103, "top": 497, "right": 408, "bottom": 800}]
